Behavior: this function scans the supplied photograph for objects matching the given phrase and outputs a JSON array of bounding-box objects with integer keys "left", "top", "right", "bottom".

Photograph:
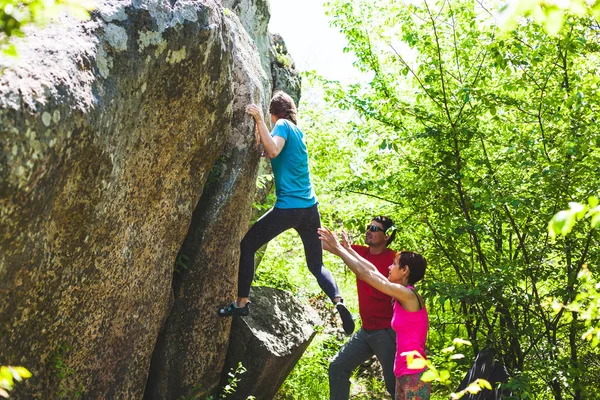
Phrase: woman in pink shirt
[{"left": 318, "top": 227, "right": 430, "bottom": 400}]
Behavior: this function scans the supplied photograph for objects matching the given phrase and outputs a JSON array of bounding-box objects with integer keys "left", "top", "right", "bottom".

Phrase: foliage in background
[
  {"left": 548, "top": 197, "right": 600, "bottom": 348},
  {"left": 273, "top": 42, "right": 294, "bottom": 69},
  {"left": 0, "top": 0, "right": 94, "bottom": 56},
  {"left": 548, "top": 196, "right": 600, "bottom": 238},
  {"left": 255, "top": 0, "right": 600, "bottom": 397},
  {"left": 500, "top": 0, "right": 600, "bottom": 35},
  {"left": 275, "top": 333, "right": 347, "bottom": 400},
  {"left": 300, "top": 0, "right": 600, "bottom": 398},
  {"left": 552, "top": 266, "right": 600, "bottom": 346}
]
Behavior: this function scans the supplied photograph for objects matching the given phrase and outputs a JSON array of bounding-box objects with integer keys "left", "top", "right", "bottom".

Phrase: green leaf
[
  {"left": 590, "top": 211, "right": 600, "bottom": 229},
  {"left": 466, "top": 382, "right": 483, "bottom": 394},
  {"left": 407, "top": 357, "right": 427, "bottom": 369},
  {"left": 453, "top": 338, "right": 472, "bottom": 346},
  {"left": 67, "top": 5, "right": 91, "bottom": 20},
  {"left": 549, "top": 210, "right": 570, "bottom": 238},
  {"left": 569, "top": 202, "right": 586, "bottom": 219},
  {"left": 421, "top": 370, "right": 438, "bottom": 382},
  {"left": 2, "top": 44, "right": 18, "bottom": 58},
  {"left": 478, "top": 378, "right": 493, "bottom": 390},
  {"left": 439, "top": 370, "right": 451, "bottom": 382}
]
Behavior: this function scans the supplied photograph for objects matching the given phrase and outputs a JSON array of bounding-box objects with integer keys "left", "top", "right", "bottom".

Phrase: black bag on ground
[{"left": 456, "top": 348, "right": 511, "bottom": 399}]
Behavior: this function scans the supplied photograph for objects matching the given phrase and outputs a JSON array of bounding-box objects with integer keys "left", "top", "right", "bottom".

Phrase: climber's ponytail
[{"left": 269, "top": 91, "right": 297, "bottom": 125}]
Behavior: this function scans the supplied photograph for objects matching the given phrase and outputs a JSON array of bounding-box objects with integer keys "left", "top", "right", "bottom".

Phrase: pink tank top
[{"left": 390, "top": 286, "right": 429, "bottom": 377}]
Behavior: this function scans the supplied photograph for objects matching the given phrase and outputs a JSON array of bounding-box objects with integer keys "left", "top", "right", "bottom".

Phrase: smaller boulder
[{"left": 220, "top": 286, "right": 321, "bottom": 399}]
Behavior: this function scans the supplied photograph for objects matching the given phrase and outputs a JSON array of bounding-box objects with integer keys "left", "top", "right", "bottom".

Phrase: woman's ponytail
[{"left": 269, "top": 91, "right": 297, "bottom": 125}]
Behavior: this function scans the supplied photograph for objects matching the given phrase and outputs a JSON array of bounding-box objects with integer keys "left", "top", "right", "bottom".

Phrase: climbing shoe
[
  {"left": 218, "top": 301, "right": 250, "bottom": 317},
  {"left": 335, "top": 301, "right": 355, "bottom": 335}
]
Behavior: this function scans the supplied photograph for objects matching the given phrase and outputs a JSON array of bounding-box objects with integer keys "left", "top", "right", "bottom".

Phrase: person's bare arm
[
  {"left": 340, "top": 232, "right": 362, "bottom": 259},
  {"left": 246, "top": 104, "right": 285, "bottom": 158},
  {"left": 318, "top": 227, "right": 416, "bottom": 305},
  {"left": 322, "top": 239, "right": 334, "bottom": 254},
  {"left": 322, "top": 230, "right": 352, "bottom": 254}
]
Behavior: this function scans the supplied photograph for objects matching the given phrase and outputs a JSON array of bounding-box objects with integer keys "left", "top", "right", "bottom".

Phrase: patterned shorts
[{"left": 395, "top": 371, "right": 431, "bottom": 400}]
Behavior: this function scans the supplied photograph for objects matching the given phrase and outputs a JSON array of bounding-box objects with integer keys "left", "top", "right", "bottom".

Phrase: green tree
[
  {"left": 500, "top": 0, "right": 600, "bottom": 35},
  {"left": 312, "top": 0, "right": 600, "bottom": 397},
  {"left": 0, "top": 0, "right": 94, "bottom": 56}
]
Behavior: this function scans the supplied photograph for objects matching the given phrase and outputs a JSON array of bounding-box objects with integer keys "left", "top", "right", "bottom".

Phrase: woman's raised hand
[
  {"left": 318, "top": 227, "right": 341, "bottom": 255},
  {"left": 340, "top": 231, "right": 352, "bottom": 250},
  {"left": 246, "top": 104, "right": 264, "bottom": 122}
]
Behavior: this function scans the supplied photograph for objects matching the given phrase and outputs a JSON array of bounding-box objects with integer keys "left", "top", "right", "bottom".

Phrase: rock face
[
  {"left": 143, "top": 6, "right": 270, "bottom": 399},
  {"left": 222, "top": 0, "right": 271, "bottom": 75},
  {"left": 0, "top": 0, "right": 304, "bottom": 399},
  {"left": 220, "top": 286, "right": 321, "bottom": 400},
  {"left": 270, "top": 33, "right": 302, "bottom": 105}
]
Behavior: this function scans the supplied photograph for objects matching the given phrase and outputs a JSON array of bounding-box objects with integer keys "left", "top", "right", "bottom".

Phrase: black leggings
[{"left": 238, "top": 204, "right": 341, "bottom": 301}]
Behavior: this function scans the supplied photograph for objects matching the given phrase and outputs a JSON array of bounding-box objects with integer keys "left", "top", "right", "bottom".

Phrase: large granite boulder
[
  {"left": 143, "top": 8, "right": 270, "bottom": 400},
  {"left": 220, "top": 286, "right": 321, "bottom": 400},
  {"left": 0, "top": 0, "right": 297, "bottom": 398},
  {"left": 221, "top": 0, "right": 271, "bottom": 76}
]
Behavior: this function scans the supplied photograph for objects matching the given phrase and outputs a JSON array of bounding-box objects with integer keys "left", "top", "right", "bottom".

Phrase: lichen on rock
[{"left": 0, "top": 0, "right": 307, "bottom": 399}]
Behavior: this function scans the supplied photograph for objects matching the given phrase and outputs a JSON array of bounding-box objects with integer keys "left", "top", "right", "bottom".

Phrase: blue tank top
[{"left": 270, "top": 119, "right": 317, "bottom": 209}]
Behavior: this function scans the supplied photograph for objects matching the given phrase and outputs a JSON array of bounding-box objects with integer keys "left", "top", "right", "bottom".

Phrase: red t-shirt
[{"left": 351, "top": 245, "right": 396, "bottom": 330}]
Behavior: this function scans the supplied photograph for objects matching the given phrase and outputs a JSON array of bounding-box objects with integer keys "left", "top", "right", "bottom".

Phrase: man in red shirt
[{"left": 327, "top": 216, "right": 397, "bottom": 399}]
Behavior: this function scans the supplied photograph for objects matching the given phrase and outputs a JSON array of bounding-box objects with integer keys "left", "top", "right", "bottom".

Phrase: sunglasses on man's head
[{"left": 366, "top": 225, "right": 386, "bottom": 233}]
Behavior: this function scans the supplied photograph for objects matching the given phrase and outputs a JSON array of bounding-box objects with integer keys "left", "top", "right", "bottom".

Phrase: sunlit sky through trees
[
  {"left": 269, "top": 0, "right": 360, "bottom": 84},
  {"left": 268, "top": 0, "right": 418, "bottom": 107}
]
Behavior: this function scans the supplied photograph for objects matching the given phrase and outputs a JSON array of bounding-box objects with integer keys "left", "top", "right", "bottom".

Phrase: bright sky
[{"left": 268, "top": 0, "right": 360, "bottom": 85}]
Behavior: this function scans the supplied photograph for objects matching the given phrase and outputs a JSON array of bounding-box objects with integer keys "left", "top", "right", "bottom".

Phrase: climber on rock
[{"left": 217, "top": 90, "right": 355, "bottom": 336}]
